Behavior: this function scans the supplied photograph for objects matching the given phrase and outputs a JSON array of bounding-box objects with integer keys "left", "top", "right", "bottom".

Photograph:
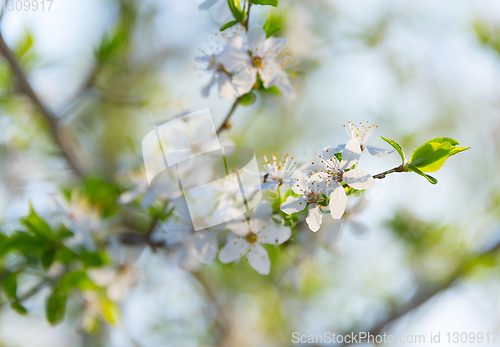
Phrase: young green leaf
[
  {"left": 250, "top": 0, "right": 278, "bottom": 6},
  {"left": 408, "top": 137, "right": 469, "bottom": 173},
  {"left": 381, "top": 136, "right": 405, "bottom": 164},
  {"left": 220, "top": 20, "right": 240, "bottom": 32},
  {"left": 407, "top": 165, "right": 438, "bottom": 184},
  {"left": 41, "top": 248, "right": 56, "bottom": 269},
  {"left": 21, "top": 204, "right": 55, "bottom": 241},
  {"left": 46, "top": 289, "right": 67, "bottom": 325},
  {"left": 2, "top": 273, "right": 17, "bottom": 299},
  {"left": 227, "top": 0, "right": 243, "bottom": 22},
  {"left": 11, "top": 302, "right": 27, "bottom": 315},
  {"left": 239, "top": 91, "right": 257, "bottom": 106},
  {"left": 60, "top": 271, "right": 99, "bottom": 293},
  {"left": 263, "top": 14, "right": 282, "bottom": 37}
]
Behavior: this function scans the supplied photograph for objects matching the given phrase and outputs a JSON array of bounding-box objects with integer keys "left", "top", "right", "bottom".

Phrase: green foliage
[
  {"left": 60, "top": 271, "right": 99, "bottom": 293},
  {"left": 10, "top": 302, "right": 28, "bottom": 315},
  {"left": 83, "top": 177, "right": 121, "bottom": 218},
  {"left": 21, "top": 204, "right": 56, "bottom": 242},
  {"left": 2, "top": 272, "right": 17, "bottom": 299},
  {"left": 220, "top": 20, "right": 240, "bottom": 32},
  {"left": 239, "top": 91, "right": 257, "bottom": 106},
  {"left": 408, "top": 137, "right": 469, "bottom": 173},
  {"left": 228, "top": 0, "right": 244, "bottom": 22},
  {"left": 381, "top": 136, "right": 405, "bottom": 164},
  {"left": 46, "top": 289, "right": 67, "bottom": 325},
  {"left": 407, "top": 165, "right": 438, "bottom": 185},
  {"left": 251, "top": 0, "right": 278, "bottom": 6},
  {"left": 263, "top": 13, "right": 283, "bottom": 37}
]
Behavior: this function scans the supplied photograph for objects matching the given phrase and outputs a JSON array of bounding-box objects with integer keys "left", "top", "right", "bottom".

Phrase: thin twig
[
  {"left": 0, "top": 30, "right": 83, "bottom": 178},
  {"left": 217, "top": 98, "right": 240, "bottom": 134},
  {"left": 244, "top": 2, "right": 252, "bottom": 30},
  {"left": 372, "top": 165, "right": 406, "bottom": 179}
]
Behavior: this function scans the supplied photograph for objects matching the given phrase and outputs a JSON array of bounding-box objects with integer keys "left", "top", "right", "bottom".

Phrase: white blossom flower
[
  {"left": 316, "top": 138, "right": 374, "bottom": 220},
  {"left": 198, "top": 0, "right": 232, "bottom": 23},
  {"left": 280, "top": 171, "right": 327, "bottom": 232},
  {"left": 219, "top": 203, "right": 291, "bottom": 275},
  {"left": 52, "top": 191, "right": 103, "bottom": 250},
  {"left": 324, "top": 198, "right": 369, "bottom": 248},
  {"left": 156, "top": 197, "right": 219, "bottom": 270},
  {"left": 219, "top": 25, "right": 295, "bottom": 100},
  {"left": 88, "top": 239, "right": 143, "bottom": 302},
  {"left": 118, "top": 170, "right": 157, "bottom": 207},
  {"left": 261, "top": 153, "right": 297, "bottom": 190},
  {"left": 195, "top": 28, "right": 245, "bottom": 101},
  {"left": 338, "top": 121, "right": 393, "bottom": 158}
]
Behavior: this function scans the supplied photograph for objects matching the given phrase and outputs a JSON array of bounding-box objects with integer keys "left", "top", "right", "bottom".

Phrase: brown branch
[
  {"left": 0, "top": 30, "right": 83, "bottom": 178},
  {"left": 217, "top": 98, "right": 240, "bottom": 134}
]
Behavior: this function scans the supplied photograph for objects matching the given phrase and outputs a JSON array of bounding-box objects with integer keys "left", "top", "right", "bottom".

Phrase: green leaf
[
  {"left": 381, "top": 136, "right": 405, "bottom": 164},
  {"left": 263, "top": 14, "right": 282, "bottom": 37},
  {"left": 11, "top": 302, "right": 27, "bottom": 315},
  {"left": 57, "top": 246, "right": 79, "bottom": 265},
  {"left": 21, "top": 205, "right": 55, "bottom": 241},
  {"left": 250, "top": 0, "right": 278, "bottom": 6},
  {"left": 407, "top": 165, "right": 438, "bottom": 185},
  {"left": 96, "top": 28, "right": 128, "bottom": 61},
  {"left": 60, "top": 271, "right": 99, "bottom": 293},
  {"left": 408, "top": 137, "right": 469, "bottom": 173},
  {"left": 227, "top": 0, "right": 243, "bottom": 22},
  {"left": 46, "top": 289, "right": 67, "bottom": 325},
  {"left": 283, "top": 188, "right": 301, "bottom": 201},
  {"left": 80, "top": 249, "right": 105, "bottom": 268},
  {"left": 83, "top": 178, "right": 121, "bottom": 218},
  {"left": 6, "top": 231, "right": 45, "bottom": 256},
  {"left": 220, "top": 20, "right": 240, "bottom": 32},
  {"left": 41, "top": 248, "right": 56, "bottom": 269},
  {"left": 14, "top": 32, "right": 34, "bottom": 59},
  {"left": 2, "top": 273, "right": 17, "bottom": 299},
  {"left": 239, "top": 91, "right": 257, "bottom": 106}
]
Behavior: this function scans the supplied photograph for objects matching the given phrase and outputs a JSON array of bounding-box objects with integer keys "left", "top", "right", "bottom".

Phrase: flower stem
[
  {"left": 244, "top": 2, "right": 252, "bottom": 30},
  {"left": 372, "top": 165, "right": 407, "bottom": 179},
  {"left": 216, "top": 98, "right": 240, "bottom": 134}
]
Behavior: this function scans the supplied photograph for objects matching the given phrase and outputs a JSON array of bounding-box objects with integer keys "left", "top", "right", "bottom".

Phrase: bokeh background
[{"left": 0, "top": 0, "right": 500, "bottom": 346}]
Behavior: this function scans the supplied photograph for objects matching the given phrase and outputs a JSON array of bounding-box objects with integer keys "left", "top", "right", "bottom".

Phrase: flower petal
[
  {"left": 218, "top": 72, "right": 236, "bottom": 101},
  {"left": 247, "top": 25, "right": 267, "bottom": 54},
  {"left": 305, "top": 204, "right": 323, "bottom": 232},
  {"left": 201, "top": 75, "right": 216, "bottom": 98},
  {"left": 212, "top": 0, "right": 232, "bottom": 22},
  {"left": 343, "top": 168, "right": 374, "bottom": 190},
  {"left": 193, "top": 230, "right": 218, "bottom": 263},
  {"left": 259, "top": 223, "right": 291, "bottom": 245},
  {"left": 231, "top": 67, "right": 257, "bottom": 96},
  {"left": 329, "top": 183, "right": 347, "bottom": 220},
  {"left": 263, "top": 36, "right": 287, "bottom": 56},
  {"left": 365, "top": 145, "right": 393, "bottom": 158},
  {"left": 274, "top": 73, "right": 296, "bottom": 100},
  {"left": 218, "top": 48, "right": 252, "bottom": 73},
  {"left": 247, "top": 243, "right": 270, "bottom": 275},
  {"left": 226, "top": 34, "right": 244, "bottom": 50},
  {"left": 219, "top": 237, "right": 248, "bottom": 263},
  {"left": 321, "top": 146, "right": 339, "bottom": 161},
  {"left": 224, "top": 214, "right": 250, "bottom": 236},
  {"left": 198, "top": 0, "right": 217, "bottom": 10},
  {"left": 280, "top": 195, "right": 307, "bottom": 214},
  {"left": 250, "top": 202, "right": 273, "bottom": 232},
  {"left": 259, "top": 59, "right": 281, "bottom": 88},
  {"left": 340, "top": 138, "right": 361, "bottom": 170}
]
